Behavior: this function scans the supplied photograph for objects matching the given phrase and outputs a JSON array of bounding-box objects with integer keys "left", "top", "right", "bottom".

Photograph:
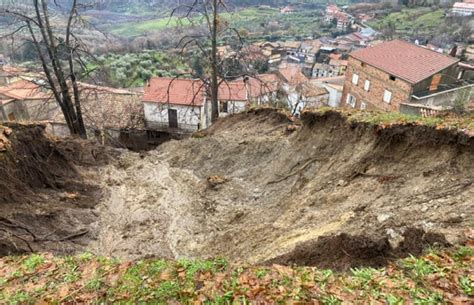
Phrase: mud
[
  {"left": 0, "top": 123, "right": 110, "bottom": 256},
  {"left": 1, "top": 110, "right": 473, "bottom": 270}
]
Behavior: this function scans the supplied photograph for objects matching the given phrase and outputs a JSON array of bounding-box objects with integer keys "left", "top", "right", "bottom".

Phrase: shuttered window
[
  {"left": 352, "top": 74, "right": 359, "bottom": 85},
  {"left": 383, "top": 90, "right": 392, "bottom": 104},
  {"left": 364, "top": 80, "right": 370, "bottom": 91}
]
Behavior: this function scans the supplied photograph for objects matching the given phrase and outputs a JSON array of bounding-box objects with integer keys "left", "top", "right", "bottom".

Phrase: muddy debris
[{"left": 1, "top": 110, "right": 473, "bottom": 270}]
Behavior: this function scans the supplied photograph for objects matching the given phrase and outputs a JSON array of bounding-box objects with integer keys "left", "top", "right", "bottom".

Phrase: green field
[
  {"left": 110, "top": 16, "right": 192, "bottom": 37},
  {"left": 368, "top": 8, "right": 446, "bottom": 34},
  {"left": 108, "top": 7, "right": 326, "bottom": 39}
]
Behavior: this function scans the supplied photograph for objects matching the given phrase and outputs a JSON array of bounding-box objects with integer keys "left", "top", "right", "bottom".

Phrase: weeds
[
  {"left": 22, "top": 254, "right": 45, "bottom": 272},
  {"left": 0, "top": 245, "right": 471, "bottom": 304},
  {"left": 459, "top": 276, "right": 473, "bottom": 296},
  {"left": 321, "top": 294, "right": 341, "bottom": 305}
]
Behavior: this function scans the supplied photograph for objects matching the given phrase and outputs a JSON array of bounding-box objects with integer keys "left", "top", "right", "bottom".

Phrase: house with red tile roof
[
  {"left": 142, "top": 76, "right": 282, "bottom": 131},
  {"left": 0, "top": 78, "right": 143, "bottom": 137},
  {"left": 0, "top": 79, "right": 57, "bottom": 122},
  {"left": 452, "top": 1, "right": 474, "bottom": 16},
  {"left": 341, "top": 40, "right": 471, "bottom": 113},
  {"left": 143, "top": 78, "right": 208, "bottom": 132}
]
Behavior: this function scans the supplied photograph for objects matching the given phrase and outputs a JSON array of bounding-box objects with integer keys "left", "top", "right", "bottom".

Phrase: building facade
[{"left": 341, "top": 40, "right": 463, "bottom": 111}]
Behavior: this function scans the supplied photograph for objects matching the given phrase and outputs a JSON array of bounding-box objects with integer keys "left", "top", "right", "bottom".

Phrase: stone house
[
  {"left": 143, "top": 78, "right": 209, "bottom": 132},
  {"left": 300, "top": 82, "right": 329, "bottom": 109},
  {"left": 0, "top": 79, "right": 143, "bottom": 139},
  {"left": 341, "top": 40, "right": 463, "bottom": 111},
  {"left": 0, "top": 79, "right": 57, "bottom": 122},
  {"left": 312, "top": 59, "right": 348, "bottom": 78}
]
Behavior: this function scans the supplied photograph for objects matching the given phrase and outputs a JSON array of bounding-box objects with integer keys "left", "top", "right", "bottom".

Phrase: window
[
  {"left": 364, "top": 80, "right": 370, "bottom": 91},
  {"left": 352, "top": 73, "right": 359, "bottom": 85},
  {"left": 383, "top": 90, "right": 392, "bottom": 104},
  {"left": 346, "top": 94, "right": 356, "bottom": 108},
  {"left": 389, "top": 75, "right": 396, "bottom": 81},
  {"left": 360, "top": 102, "right": 367, "bottom": 110}
]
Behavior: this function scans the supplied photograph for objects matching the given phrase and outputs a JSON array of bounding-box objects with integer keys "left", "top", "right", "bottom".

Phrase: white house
[
  {"left": 217, "top": 81, "right": 249, "bottom": 117},
  {"left": 310, "top": 76, "right": 345, "bottom": 108},
  {"left": 277, "top": 66, "right": 309, "bottom": 114},
  {"left": 452, "top": 1, "right": 474, "bottom": 16},
  {"left": 143, "top": 78, "right": 210, "bottom": 132}
]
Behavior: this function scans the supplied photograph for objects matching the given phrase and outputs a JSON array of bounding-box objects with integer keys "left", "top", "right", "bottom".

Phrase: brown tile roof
[
  {"left": 143, "top": 77, "right": 205, "bottom": 106},
  {"left": 350, "top": 40, "right": 459, "bottom": 84},
  {"left": 278, "top": 66, "right": 308, "bottom": 86}
]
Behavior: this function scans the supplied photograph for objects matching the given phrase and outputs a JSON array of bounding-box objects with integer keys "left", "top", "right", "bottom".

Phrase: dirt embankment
[
  {"left": 0, "top": 123, "right": 112, "bottom": 256},
  {"left": 92, "top": 109, "right": 473, "bottom": 270},
  {"left": 1, "top": 110, "right": 473, "bottom": 270}
]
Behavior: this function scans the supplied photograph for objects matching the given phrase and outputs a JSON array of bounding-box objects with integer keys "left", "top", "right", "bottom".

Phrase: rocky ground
[{"left": 1, "top": 109, "right": 473, "bottom": 271}]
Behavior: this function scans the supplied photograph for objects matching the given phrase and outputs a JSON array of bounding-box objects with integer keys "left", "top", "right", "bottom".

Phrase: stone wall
[{"left": 341, "top": 57, "right": 413, "bottom": 111}]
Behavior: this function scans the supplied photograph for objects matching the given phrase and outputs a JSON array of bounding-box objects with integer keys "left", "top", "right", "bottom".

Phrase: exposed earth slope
[{"left": 0, "top": 109, "right": 473, "bottom": 271}]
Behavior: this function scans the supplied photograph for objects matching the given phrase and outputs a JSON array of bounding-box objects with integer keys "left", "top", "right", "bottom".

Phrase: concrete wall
[
  {"left": 144, "top": 102, "right": 205, "bottom": 132},
  {"left": 324, "top": 85, "right": 343, "bottom": 107},
  {"left": 341, "top": 57, "right": 413, "bottom": 111},
  {"left": 219, "top": 100, "right": 247, "bottom": 117}
]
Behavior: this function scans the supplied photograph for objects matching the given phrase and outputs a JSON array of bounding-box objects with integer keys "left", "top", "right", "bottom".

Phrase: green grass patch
[{"left": 0, "top": 245, "right": 472, "bottom": 303}]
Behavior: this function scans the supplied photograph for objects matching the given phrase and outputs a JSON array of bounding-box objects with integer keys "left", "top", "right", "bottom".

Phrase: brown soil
[
  {"left": 0, "top": 123, "right": 112, "bottom": 256},
  {"left": 1, "top": 110, "right": 473, "bottom": 270}
]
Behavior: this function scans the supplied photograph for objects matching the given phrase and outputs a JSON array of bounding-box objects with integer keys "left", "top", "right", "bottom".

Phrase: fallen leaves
[{"left": 0, "top": 244, "right": 472, "bottom": 304}]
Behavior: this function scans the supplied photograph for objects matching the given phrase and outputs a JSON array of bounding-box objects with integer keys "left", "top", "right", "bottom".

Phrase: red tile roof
[
  {"left": 0, "top": 79, "right": 51, "bottom": 100},
  {"left": 278, "top": 66, "right": 308, "bottom": 86},
  {"left": 245, "top": 74, "right": 281, "bottom": 98},
  {"left": 218, "top": 81, "right": 247, "bottom": 101},
  {"left": 143, "top": 77, "right": 205, "bottom": 106},
  {"left": 350, "top": 40, "right": 459, "bottom": 84}
]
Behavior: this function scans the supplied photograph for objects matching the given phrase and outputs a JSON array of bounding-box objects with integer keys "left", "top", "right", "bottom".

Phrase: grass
[
  {"left": 110, "top": 16, "right": 191, "bottom": 37},
  {"left": 368, "top": 8, "right": 446, "bottom": 35},
  {"left": 305, "top": 107, "right": 474, "bottom": 133},
  {"left": 0, "top": 244, "right": 472, "bottom": 303},
  {"left": 108, "top": 6, "right": 328, "bottom": 39}
]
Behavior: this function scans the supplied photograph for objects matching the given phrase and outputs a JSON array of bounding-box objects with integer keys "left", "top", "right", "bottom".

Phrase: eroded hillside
[{"left": 1, "top": 110, "right": 473, "bottom": 271}]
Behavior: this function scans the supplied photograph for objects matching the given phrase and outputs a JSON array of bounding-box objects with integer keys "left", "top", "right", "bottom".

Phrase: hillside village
[
  {"left": 0, "top": 2, "right": 472, "bottom": 148},
  {"left": 0, "top": 1, "right": 473, "bottom": 303}
]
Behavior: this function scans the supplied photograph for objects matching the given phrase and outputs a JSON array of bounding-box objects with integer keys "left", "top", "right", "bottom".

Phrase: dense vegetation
[
  {"left": 91, "top": 51, "right": 191, "bottom": 88},
  {"left": 0, "top": 245, "right": 472, "bottom": 303},
  {"left": 368, "top": 7, "right": 472, "bottom": 45}
]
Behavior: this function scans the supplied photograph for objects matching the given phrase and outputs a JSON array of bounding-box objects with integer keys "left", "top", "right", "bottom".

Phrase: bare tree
[
  {"left": 173, "top": 0, "right": 247, "bottom": 123},
  {"left": 0, "top": 0, "right": 92, "bottom": 138}
]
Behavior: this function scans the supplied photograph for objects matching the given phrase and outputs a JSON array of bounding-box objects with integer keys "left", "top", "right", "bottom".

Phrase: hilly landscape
[
  {"left": 0, "top": 0, "right": 473, "bottom": 303},
  {"left": 1, "top": 109, "right": 473, "bottom": 303}
]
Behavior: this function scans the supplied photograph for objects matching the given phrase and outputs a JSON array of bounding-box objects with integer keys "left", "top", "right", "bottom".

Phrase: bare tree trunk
[
  {"left": 66, "top": 0, "right": 87, "bottom": 137},
  {"left": 6, "top": 0, "right": 88, "bottom": 138},
  {"left": 210, "top": 0, "right": 219, "bottom": 122}
]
